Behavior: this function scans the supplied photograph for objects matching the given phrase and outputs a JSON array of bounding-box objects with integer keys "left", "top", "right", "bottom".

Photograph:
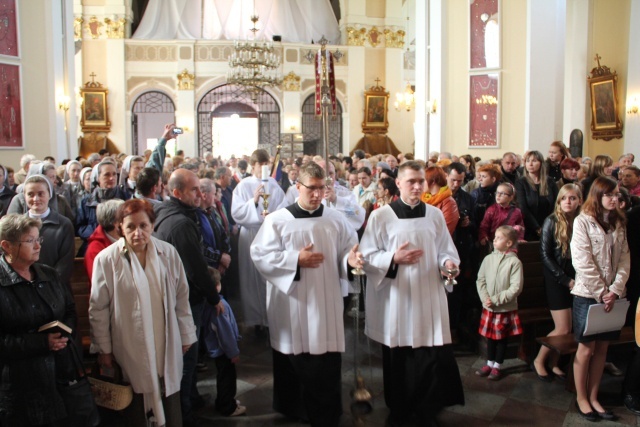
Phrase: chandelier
[
  {"left": 394, "top": 82, "right": 415, "bottom": 112},
  {"left": 228, "top": 15, "right": 282, "bottom": 102}
]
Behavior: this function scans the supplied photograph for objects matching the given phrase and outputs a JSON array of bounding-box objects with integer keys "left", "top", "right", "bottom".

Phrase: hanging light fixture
[
  {"left": 228, "top": 14, "right": 282, "bottom": 102},
  {"left": 394, "top": 82, "right": 415, "bottom": 112}
]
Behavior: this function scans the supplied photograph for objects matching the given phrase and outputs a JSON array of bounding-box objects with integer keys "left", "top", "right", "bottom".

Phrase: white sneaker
[{"left": 229, "top": 405, "right": 246, "bottom": 417}]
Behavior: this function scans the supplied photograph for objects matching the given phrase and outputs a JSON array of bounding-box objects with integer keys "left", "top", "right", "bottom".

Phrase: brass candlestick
[{"left": 262, "top": 192, "right": 270, "bottom": 216}]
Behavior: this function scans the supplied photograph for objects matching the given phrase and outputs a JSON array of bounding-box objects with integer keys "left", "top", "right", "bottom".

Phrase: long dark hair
[{"left": 582, "top": 176, "right": 626, "bottom": 232}]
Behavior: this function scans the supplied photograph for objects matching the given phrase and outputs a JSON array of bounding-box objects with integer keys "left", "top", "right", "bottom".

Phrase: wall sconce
[
  {"left": 426, "top": 99, "right": 438, "bottom": 115},
  {"left": 57, "top": 95, "right": 70, "bottom": 111},
  {"left": 628, "top": 97, "right": 639, "bottom": 115},
  {"left": 394, "top": 82, "right": 415, "bottom": 112}
]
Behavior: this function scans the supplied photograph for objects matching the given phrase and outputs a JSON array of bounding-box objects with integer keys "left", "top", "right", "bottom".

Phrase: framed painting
[
  {"left": 469, "top": 0, "right": 500, "bottom": 70},
  {"left": 589, "top": 73, "right": 622, "bottom": 140},
  {"left": 0, "top": 0, "right": 19, "bottom": 58},
  {"left": 469, "top": 73, "right": 500, "bottom": 148},
  {"left": 80, "top": 85, "right": 110, "bottom": 132},
  {"left": 0, "top": 62, "right": 22, "bottom": 148},
  {"left": 362, "top": 82, "right": 389, "bottom": 133}
]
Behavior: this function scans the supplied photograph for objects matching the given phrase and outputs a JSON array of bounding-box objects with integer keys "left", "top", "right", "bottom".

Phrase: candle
[{"left": 261, "top": 165, "right": 269, "bottom": 181}]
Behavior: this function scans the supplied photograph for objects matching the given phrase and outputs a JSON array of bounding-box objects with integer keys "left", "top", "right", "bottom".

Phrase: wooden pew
[
  {"left": 537, "top": 326, "right": 635, "bottom": 391},
  {"left": 70, "top": 257, "right": 91, "bottom": 352}
]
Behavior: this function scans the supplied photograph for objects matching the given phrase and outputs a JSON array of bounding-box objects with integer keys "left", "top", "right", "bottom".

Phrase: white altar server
[
  {"left": 231, "top": 149, "right": 285, "bottom": 331},
  {"left": 251, "top": 162, "right": 363, "bottom": 427},
  {"left": 360, "top": 160, "right": 465, "bottom": 427}
]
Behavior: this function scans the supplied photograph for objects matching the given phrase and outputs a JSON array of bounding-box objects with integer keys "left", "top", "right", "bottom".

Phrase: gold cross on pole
[
  {"left": 374, "top": 77, "right": 381, "bottom": 87},
  {"left": 594, "top": 54, "right": 601, "bottom": 68},
  {"left": 89, "top": 72, "right": 97, "bottom": 83}
]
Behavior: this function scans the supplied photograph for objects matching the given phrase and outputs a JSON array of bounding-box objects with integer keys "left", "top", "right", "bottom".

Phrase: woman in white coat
[
  {"left": 571, "top": 176, "right": 630, "bottom": 422},
  {"left": 90, "top": 198, "right": 197, "bottom": 427}
]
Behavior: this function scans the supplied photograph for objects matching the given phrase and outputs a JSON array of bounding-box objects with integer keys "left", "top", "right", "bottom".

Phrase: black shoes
[
  {"left": 575, "top": 401, "right": 598, "bottom": 422},
  {"left": 530, "top": 362, "right": 552, "bottom": 383},
  {"left": 624, "top": 394, "right": 640, "bottom": 416},
  {"left": 596, "top": 410, "right": 616, "bottom": 421}
]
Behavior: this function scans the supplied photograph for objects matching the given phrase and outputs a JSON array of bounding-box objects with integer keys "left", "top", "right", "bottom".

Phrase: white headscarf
[{"left": 64, "top": 160, "right": 82, "bottom": 181}]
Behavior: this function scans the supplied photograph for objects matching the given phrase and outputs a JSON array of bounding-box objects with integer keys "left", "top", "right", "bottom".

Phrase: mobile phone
[{"left": 172, "top": 127, "right": 184, "bottom": 135}]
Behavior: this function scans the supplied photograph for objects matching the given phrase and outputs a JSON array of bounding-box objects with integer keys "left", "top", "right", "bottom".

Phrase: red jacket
[
  {"left": 479, "top": 203, "right": 525, "bottom": 242},
  {"left": 84, "top": 225, "right": 117, "bottom": 284}
]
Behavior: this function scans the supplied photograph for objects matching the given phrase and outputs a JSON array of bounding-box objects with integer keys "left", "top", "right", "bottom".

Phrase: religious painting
[
  {"left": 589, "top": 73, "right": 622, "bottom": 140},
  {"left": 0, "top": 0, "right": 18, "bottom": 58},
  {"left": 80, "top": 86, "right": 110, "bottom": 132},
  {"left": 470, "top": 0, "right": 500, "bottom": 69},
  {"left": 0, "top": 63, "right": 22, "bottom": 148},
  {"left": 362, "top": 82, "right": 389, "bottom": 134},
  {"left": 469, "top": 73, "right": 500, "bottom": 148}
]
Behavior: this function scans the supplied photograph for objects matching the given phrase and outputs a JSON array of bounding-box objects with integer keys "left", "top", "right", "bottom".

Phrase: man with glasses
[{"left": 251, "top": 161, "right": 362, "bottom": 426}]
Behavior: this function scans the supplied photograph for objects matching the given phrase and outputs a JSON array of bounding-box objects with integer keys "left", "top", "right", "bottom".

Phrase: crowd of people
[{"left": 0, "top": 126, "right": 638, "bottom": 426}]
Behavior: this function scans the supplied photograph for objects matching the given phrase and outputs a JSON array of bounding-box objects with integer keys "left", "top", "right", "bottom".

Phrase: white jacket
[{"left": 570, "top": 213, "right": 630, "bottom": 302}]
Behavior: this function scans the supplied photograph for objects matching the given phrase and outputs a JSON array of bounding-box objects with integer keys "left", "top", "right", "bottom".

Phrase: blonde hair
[
  {"left": 496, "top": 225, "right": 519, "bottom": 249},
  {"left": 553, "top": 184, "right": 582, "bottom": 257}
]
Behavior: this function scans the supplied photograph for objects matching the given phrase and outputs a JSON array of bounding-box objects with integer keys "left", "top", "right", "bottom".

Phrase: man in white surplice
[
  {"left": 231, "top": 149, "right": 285, "bottom": 331},
  {"left": 360, "top": 161, "right": 465, "bottom": 426},
  {"left": 251, "top": 162, "right": 363, "bottom": 426}
]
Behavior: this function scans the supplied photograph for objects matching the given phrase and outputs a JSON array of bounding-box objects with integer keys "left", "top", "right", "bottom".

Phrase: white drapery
[{"left": 132, "top": 0, "right": 340, "bottom": 44}]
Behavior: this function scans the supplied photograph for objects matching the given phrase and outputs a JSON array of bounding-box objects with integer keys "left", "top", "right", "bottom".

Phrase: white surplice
[
  {"left": 250, "top": 206, "right": 357, "bottom": 354},
  {"left": 231, "top": 175, "right": 285, "bottom": 326},
  {"left": 360, "top": 204, "right": 460, "bottom": 348}
]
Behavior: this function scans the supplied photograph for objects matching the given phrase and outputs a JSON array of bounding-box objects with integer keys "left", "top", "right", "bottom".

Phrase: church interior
[{"left": 1, "top": 1, "right": 639, "bottom": 426}]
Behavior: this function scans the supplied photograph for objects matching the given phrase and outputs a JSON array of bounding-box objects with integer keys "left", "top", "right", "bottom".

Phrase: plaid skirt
[{"left": 478, "top": 309, "right": 523, "bottom": 340}]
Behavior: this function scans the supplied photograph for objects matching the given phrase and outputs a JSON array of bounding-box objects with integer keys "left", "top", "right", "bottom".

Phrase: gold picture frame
[
  {"left": 588, "top": 57, "right": 622, "bottom": 140},
  {"left": 362, "top": 81, "right": 389, "bottom": 134},
  {"left": 80, "top": 77, "right": 110, "bottom": 132}
]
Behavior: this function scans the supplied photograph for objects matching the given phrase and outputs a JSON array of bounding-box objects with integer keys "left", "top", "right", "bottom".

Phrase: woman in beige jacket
[{"left": 571, "top": 177, "right": 630, "bottom": 422}]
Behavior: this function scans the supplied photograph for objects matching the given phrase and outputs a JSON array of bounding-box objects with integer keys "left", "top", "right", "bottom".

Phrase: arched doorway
[
  {"left": 197, "top": 84, "right": 280, "bottom": 157},
  {"left": 131, "top": 91, "right": 175, "bottom": 155},
  {"left": 301, "top": 94, "right": 343, "bottom": 156}
]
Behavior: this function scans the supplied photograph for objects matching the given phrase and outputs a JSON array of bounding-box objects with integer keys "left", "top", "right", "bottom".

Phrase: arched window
[
  {"left": 131, "top": 91, "right": 175, "bottom": 155},
  {"left": 197, "top": 84, "right": 280, "bottom": 157},
  {"left": 301, "top": 94, "right": 343, "bottom": 156}
]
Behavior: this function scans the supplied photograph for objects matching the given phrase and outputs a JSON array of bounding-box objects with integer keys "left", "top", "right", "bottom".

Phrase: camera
[{"left": 172, "top": 127, "right": 184, "bottom": 135}]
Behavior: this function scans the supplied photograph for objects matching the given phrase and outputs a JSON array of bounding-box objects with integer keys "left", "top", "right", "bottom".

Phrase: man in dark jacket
[{"left": 153, "top": 168, "right": 223, "bottom": 427}]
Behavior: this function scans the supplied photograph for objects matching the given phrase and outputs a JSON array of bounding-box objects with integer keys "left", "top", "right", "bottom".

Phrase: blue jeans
[{"left": 181, "top": 301, "right": 204, "bottom": 422}]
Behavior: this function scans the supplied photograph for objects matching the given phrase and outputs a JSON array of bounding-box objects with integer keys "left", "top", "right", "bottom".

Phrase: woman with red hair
[{"left": 421, "top": 166, "right": 459, "bottom": 235}]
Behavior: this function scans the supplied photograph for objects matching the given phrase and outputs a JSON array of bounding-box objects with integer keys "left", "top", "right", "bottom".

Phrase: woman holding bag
[
  {"left": 90, "top": 199, "right": 197, "bottom": 426},
  {"left": 571, "top": 177, "right": 630, "bottom": 421}
]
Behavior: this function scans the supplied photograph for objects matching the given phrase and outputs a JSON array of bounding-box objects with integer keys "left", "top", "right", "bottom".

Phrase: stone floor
[{"left": 98, "top": 300, "right": 640, "bottom": 427}]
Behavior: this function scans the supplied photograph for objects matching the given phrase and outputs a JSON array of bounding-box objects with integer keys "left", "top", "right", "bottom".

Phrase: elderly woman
[
  {"left": 84, "top": 199, "right": 124, "bottom": 280},
  {"left": 23, "top": 175, "right": 75, "bottom": 286},
  {"left": 64, "top": 160, "right": 84, "bottom": 209},
  {"left": 0, "top": 214, "right": 81, "bottom": 426},
  {"left": 90, "top": 199, "right": 197, "bottom": 426},
  {"left": 118, "top": 155, "right": 145, "bottom": 200},
  {"left": 76, "top": 161, "right": 127, "bottom": 255}
]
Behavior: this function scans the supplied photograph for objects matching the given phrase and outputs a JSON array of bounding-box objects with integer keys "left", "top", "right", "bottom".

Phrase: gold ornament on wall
[
  {"left": 347, "top": 27, "right": 366, "bottom": 46},
  {"left": 104, "top": 16, "right": 127, "bottom": 39},
  {"left": 74, "top": 17, "right": 84, "bottom": 40},
  {"left": 86, "top": 16, "right": 103, "bottom": 39},
  {"left": 283, "top": 71, "right": 301, "bottom": 91},
  {"left": 177, "top": 69, "right": 195, "bottom": 90},
  {"left": 383, "top": 29, "right": 406, "bottom": 49},
  {"left": 368, "top": 27, "right": 381, "bottom": 48}
]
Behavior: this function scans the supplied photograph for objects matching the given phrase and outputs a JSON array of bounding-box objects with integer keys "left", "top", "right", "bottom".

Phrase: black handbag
[{"left": 57, "top": 338, "right": 100, "bottom": 427}]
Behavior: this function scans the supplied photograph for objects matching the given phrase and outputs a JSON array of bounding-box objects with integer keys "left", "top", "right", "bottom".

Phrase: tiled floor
[{"left": 99, "top": 300, "right": 640, "bottom": 427}]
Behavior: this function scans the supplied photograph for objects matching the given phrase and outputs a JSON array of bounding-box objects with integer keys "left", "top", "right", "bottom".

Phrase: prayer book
[
  {"left": 583, "top": 299, "right": 630, "bottom": 336},
  {"left": 38, "top": 320, "right": 72, "bottom": 335}
]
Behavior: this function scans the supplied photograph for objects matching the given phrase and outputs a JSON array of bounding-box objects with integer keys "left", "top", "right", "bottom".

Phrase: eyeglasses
[
  {"left": 495, "top": 192, "right": 513, "bottom": 197},
  {"left": 603, "top": 193, "right": 623, "bottom": 199},
  {"left": 15, "top": 237, "right": 44, "bottom": 245},
  {"left": 298, "top": 182, "right": 327, "bottom": 193}
]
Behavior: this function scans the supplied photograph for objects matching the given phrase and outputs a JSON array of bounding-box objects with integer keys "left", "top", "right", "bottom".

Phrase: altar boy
[{"left": 250, "top": 162, "right": 363, "bottom": 426}]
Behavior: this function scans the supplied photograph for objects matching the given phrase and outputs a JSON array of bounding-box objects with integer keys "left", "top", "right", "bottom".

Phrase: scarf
[
  {"left": 124, "top": 238, "right": 167, "bottom": 426},
  {"left": 421, "top": 186, "right": 453, "bottom": 207}
]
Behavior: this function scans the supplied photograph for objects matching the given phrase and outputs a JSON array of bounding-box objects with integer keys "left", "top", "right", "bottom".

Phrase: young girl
[
  {"left": 478, "top": 182, "right": 525, "bottom": 245},
  {"left": 475, "top": 225, "right": 524, "bottom": 380}
]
